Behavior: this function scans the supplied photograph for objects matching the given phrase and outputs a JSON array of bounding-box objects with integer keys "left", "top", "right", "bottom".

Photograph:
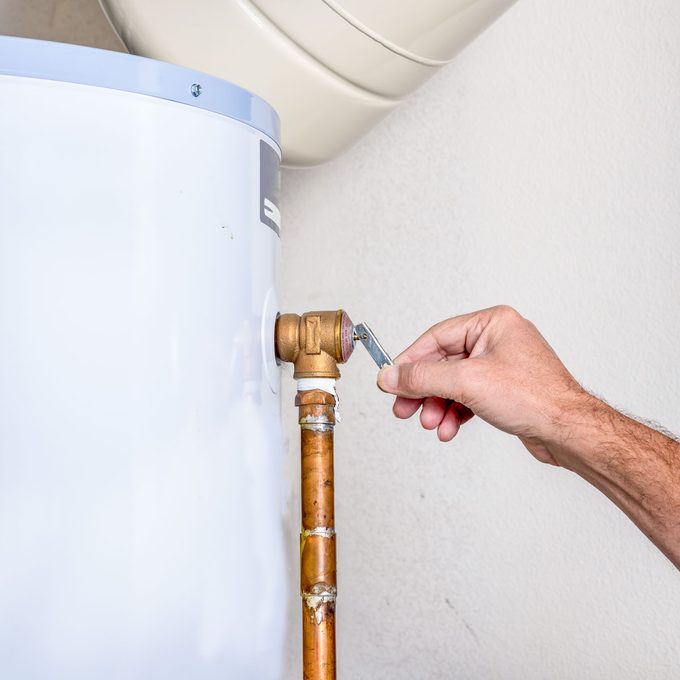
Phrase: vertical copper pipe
[
  {"left": 276, "top": 310, "right": 353, "bottom": 679},
  {"left": 297, "top": 389, "right": 337, "bottom": 680}
]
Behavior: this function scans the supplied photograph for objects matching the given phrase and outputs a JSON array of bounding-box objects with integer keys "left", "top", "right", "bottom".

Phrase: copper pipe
[
  {"left": 298, "top": 389, "right": 337, "bottom": 680},
  {"left": 275, "top": 310, "right": 355, "bottom": 680}
]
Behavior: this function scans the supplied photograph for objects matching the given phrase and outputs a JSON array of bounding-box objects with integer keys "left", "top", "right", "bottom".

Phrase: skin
[{"left": 377, "top": 305, "right": 680, "bottom": 568}]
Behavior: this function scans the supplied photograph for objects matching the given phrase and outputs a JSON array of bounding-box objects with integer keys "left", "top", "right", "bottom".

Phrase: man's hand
[
  {"left": 377, "top": 305, "right": 583, "bottom": 464},
  {"left": 377, "top": 306, "right": 680, "bottom": 568}
]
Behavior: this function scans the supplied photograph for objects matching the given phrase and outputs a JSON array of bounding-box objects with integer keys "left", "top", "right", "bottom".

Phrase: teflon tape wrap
[{"left": 296, "top": 378, "right": 341, "bottom": 423}]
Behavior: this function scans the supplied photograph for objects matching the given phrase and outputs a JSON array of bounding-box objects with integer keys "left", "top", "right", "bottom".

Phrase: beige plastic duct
[{"left": 99, "top": 0, "right": 518, "bottom": 166}]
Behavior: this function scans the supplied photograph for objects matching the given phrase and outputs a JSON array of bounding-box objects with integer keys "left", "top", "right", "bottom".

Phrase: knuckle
[
  {"left": 494, "top": 304, "right": 525, "bottom": 326},
  {"left": 495, "top": 304, "right": 519, "bottom": 318},
  {"left": 524, "top": 319, "right": 540, "bottom": 336}
]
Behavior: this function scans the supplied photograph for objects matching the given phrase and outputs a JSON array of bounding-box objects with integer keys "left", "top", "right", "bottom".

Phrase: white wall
[
  {"left": 281, "top": 1, "right": 680, "bottom": 677},
  {"left": 4, "top": 1, "right": 680, "bottom": 678}
]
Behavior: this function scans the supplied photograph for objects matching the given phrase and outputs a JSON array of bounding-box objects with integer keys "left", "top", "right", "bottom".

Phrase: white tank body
[{"left": 0, "top": 37, "right": 286, "bottom": 679}]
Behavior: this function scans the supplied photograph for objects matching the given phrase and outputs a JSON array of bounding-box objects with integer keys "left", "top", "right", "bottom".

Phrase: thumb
[{"left": 377, "top": 360, "right": 471, "bottom": 401}]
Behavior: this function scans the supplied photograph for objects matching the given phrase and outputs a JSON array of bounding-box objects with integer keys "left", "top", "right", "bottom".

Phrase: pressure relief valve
[
  {"left": 275, "top": 310, "right": 356, "bottom": 379},
  {"left": 275, "top": 310, "right": 393, "bottom": 378}
]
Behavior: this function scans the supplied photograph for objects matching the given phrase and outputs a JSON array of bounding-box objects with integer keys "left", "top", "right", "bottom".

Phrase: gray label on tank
[{"left": 260, "top": 140, "right": 281, "bottom": 237}]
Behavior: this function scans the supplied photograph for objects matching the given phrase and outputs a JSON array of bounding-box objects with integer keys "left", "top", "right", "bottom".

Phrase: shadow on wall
[{"left": 0, "top": 0, "right": 125, "bottom": 51}]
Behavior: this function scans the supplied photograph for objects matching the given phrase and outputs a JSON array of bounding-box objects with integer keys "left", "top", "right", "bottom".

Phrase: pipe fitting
[{"left": 275, "top": 310, "right": 355, "bottom": 379}]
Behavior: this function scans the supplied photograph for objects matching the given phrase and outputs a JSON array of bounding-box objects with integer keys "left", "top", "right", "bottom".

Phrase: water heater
[{"left": 0, "top": 36, "right": 286, "bottom": 679}]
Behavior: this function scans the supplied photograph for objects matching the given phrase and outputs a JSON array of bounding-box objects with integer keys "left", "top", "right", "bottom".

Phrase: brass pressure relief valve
[
  {"left": 275, "top": 309, "right": 394, "bottom": 377},
  {"left": 275, "top": 310, "right": 356, "bottom": 379}
]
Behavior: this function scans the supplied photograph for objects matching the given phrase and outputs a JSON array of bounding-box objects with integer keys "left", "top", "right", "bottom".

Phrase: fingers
[
  {"left": 394, "top": 309, "right": 492, "bottom": 365},
  {"left": 420, "top": 397, "right": 447, "bottom": 430},
  {"left": 393, "top": 396, "right": 422, "bottom": 419},
  {"left": 437, "top": 402, "right": 461, "bottom": 442},
  {"left": 392, "top": 395, "right": 476, "bottom": 442},
  {"left": 456, "top": 403, "right": 475, "bottom": 426},
  {"left": 378, "top": 359, "right": 472, "bottom": 402}
]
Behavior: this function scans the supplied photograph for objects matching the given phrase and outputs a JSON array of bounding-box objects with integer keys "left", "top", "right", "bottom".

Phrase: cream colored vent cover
[{"left": 100, "top": 0, "right": 517, "bottom": 166}]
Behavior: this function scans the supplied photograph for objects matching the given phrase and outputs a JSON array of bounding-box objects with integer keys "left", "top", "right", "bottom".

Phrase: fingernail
[{"left": 378, "top": 365, "right": 399, "bottom": 391}]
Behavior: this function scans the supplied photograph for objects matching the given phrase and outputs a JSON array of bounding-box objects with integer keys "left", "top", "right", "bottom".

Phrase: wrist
[{"left": 540, "top": 386, "right": 610, "bottom": 471}]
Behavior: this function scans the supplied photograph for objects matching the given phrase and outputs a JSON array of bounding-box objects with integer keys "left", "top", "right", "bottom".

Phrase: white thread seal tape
[{"left": 296, "top": 378, "right": 341, "bottom": 423}]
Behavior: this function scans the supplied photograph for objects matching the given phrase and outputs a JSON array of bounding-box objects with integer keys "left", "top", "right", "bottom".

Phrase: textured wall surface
[
  {"left": 280, "top": 1, "right": 680, "bottom": 677},
  {"left": 3, "top": 1, "right": 680, "bottom": 678}
]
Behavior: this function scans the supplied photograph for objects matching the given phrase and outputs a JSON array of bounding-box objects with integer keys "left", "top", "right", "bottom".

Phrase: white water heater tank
[{"left": 0, "top": 36, "right": 286, "bottom": 679}]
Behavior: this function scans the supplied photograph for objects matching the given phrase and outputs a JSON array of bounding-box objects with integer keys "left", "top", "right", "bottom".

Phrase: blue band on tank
[{"left": 0, "top": 36, "right": 280, "bottom": 148}]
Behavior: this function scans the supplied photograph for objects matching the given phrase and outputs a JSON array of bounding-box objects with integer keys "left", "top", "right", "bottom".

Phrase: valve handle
[{"left": 353, "top": 323, "right": 393, "bottom": 369}]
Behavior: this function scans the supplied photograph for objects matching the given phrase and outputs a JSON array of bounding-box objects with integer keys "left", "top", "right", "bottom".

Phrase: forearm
[
  {"left": 380, "top": 306, "right": 680, "bottom": 566},
  {"left": 547, "top": 391, "right": 680, "bottom": 568}
]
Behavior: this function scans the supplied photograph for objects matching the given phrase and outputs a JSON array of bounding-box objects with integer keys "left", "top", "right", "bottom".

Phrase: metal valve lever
[{"left": 353, "top": 323, "right": 393, "bottom": 368}]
